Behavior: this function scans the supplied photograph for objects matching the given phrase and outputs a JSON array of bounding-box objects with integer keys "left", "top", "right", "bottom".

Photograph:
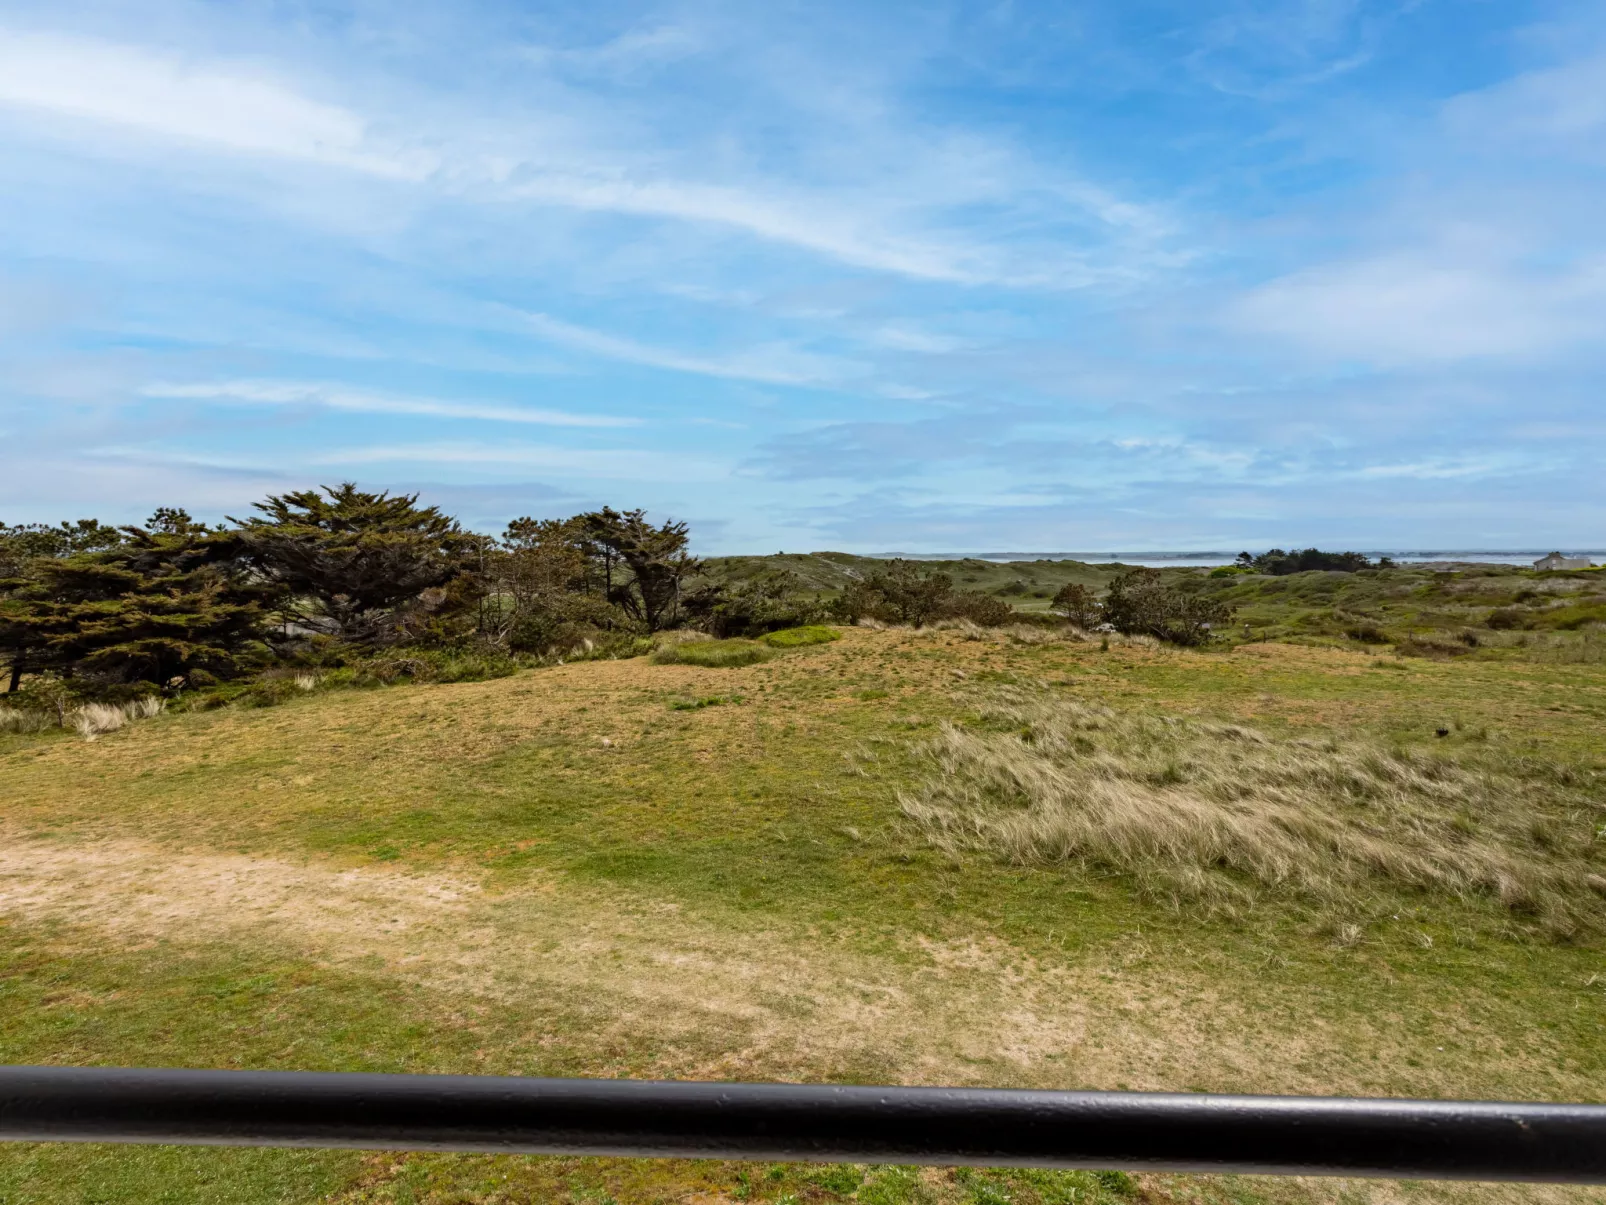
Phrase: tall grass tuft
[
  {"left": 70, "top": 697, "right": 165, "bottom": 740},
  {"left": 900, "top": 688, "right": 1606, "bottom": 934},
  {"left": 0, "top": 707, "right": 54, "bottom": 734}
]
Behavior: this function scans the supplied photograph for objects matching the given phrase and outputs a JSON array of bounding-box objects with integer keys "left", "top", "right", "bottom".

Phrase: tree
[
  {"left": 1102, "top": 568, "right": 1231, "bottom": 646},
  {"left": 575, "top": 508, "right": 701, "bottom": 632},
  {"left": 234, "top": 484, "right": 470, "bottom": 645},
  {"left": 482, "top": 516, "right": 628, "bottom": 653},
  {"left": 1050, "top": 582, "right": 1101, "bottom": 628},
  {"left": 2, "top": 518, "right": 129, "bottom": 690},
  {"left": 0, "top": 515, "right": 274, "bottom": 692}
]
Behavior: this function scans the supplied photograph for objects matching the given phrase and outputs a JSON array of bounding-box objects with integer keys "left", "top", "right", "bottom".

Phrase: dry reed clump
[
  {"left": 70, "top": 697, "right": 165, "bottom": 740},
  {"left": 900, "top": 688, "right": 1606, "bottom": 934}
]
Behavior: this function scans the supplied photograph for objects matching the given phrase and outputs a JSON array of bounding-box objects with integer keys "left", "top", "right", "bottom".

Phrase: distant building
[{"left": 1533, "top": 552, "right": 1592, "bottom": 570}]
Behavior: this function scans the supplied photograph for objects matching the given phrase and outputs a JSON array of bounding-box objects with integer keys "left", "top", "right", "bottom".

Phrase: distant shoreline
[{"left": 858, "top": 551, "right": 1605, "bottom": 568}]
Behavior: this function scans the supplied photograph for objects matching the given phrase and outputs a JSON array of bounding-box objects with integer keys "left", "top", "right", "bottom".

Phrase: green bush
[
  {"left": 760, "top": 625, "right": 841, "bottom": 648},
  {"left": 650, "top": 639, "right": 776, "bottom": 668}
]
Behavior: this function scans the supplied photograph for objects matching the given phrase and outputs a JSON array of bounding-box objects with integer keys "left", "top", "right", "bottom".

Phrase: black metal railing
[{"left": 4, "top": 1067, "right": 1605, "bottom": 1182}]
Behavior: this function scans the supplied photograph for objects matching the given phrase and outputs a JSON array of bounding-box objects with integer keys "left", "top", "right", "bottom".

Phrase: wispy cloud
[
  {"left": 521, "top": 312, "right": 856, "bottom": 386},
  {"left": 141, "top": 379, "right": 641, "bottom": 428},
  {"left": 0, "top": 26, "right": 434, "bottom": 179}
]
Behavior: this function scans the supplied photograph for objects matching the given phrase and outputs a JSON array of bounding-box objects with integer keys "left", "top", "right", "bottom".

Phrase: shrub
[
  {"left": 760, "top": 625, "right": 840, "bottom": 648},
  {"left": 1102, "top": 569, "right": 1231, "bottom": 646},
  {"left": 650, "top": 639, "right": 776, "bottom": 668},
  {"left": 1485, "top": 607, "right": 1526, "bottom": 630},
  {"left": 1344, "top": 623, "right": 1390, "bottom": 644}
]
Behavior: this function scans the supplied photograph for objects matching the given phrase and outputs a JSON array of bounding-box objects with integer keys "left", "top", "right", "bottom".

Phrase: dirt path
[{"left": 0, "top": 836, "right": 1290, "bottom": 1090}]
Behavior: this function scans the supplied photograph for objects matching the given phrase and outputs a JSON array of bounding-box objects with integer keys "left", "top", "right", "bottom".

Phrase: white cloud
[
  {"left": 522, "top": 312, "right": 856, "bottom": 385},
  {"left": 141, "top": 379, "right": 640, "bottom": 427},
  {"left": 1231, "top": 252, "right": 1606, "bottom": 363},
  {"left": 0, "top": 27, "right": 434, "bottom": 179},
  {"left": 0, "top": 27, "right": 1167, "bottom": 288}
]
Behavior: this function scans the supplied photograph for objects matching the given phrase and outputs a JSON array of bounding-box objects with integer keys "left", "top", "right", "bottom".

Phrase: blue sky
[{"left": 1, "top": 0, "right": 1603, "bottom": 553}]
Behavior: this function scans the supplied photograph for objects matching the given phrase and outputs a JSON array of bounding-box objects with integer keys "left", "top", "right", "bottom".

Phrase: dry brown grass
[
  {"left": 69, "top": 696, "right": 165, "bottom": 739},
  {"left": 900, "top": 687, "right": 1606, "bottom": 934}
]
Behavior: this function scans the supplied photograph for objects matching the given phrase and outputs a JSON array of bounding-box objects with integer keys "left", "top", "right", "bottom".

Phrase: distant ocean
[{"left": 873, "top": 551, "right": 1606, "bottom": 568}]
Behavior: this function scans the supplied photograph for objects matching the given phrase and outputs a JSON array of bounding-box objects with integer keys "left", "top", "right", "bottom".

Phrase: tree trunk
[{"left": 6, "top": 658, "right": 20, "bottom": 693}]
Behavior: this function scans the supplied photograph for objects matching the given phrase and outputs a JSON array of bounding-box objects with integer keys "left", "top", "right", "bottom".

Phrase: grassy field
[{"left": 3, "top": 618, "right": 1606, "bottom": 1203}]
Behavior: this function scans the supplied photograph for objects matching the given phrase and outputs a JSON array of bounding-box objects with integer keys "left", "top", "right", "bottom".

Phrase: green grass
[
  {"left": 649, "top": 638, "right": 777, "bottom": 667},
  {"left": 4, "top": 627, "right": 1606, "bottom": 1203},
  {"left": 760, "top": 624, "right": 843, "bottom": 648}
]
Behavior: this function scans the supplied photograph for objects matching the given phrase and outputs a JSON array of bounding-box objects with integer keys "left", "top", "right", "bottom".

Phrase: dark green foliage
[
  {"left": 577, "top": 507, "right": 701, "bottom": 632},
  {"left": 1103, "top": 568, "right": 1232, "bottom": 645},
  {"left": 235, "top": 484, "right": 470, "bottom": 645},
  {"left": 1237, "top": 547, "right": 1372, "bottom": 574},
  {"left": 1049, "top": 582, "right": 1101, "bottom": 627},
  {"left": 0, "top": 518, "right": 125, "bottom": 578},
  {"left": 0, "top": 518, "right": 275, "bottom": 693}
]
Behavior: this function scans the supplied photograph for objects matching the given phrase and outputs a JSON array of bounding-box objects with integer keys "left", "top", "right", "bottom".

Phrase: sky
[{"left": 1, "top": 0, "right": 1604, "bottom": 554}]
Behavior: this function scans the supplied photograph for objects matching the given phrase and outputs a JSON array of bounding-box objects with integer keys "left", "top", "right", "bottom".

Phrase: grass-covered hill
[{"left": 3, "top": 620, "right": 1605, "bottom": 1204}]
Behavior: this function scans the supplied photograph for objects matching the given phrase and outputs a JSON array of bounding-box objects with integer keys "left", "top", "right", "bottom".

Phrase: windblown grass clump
[
  {"left": 650, "top": 638, "right": 776, "bottom": 668},
  {"left": 901, "top": 689, "right": 1606, "bottom": 934},
  {"left": 70, "top": 697, "right": 165, "bottom": 740}
]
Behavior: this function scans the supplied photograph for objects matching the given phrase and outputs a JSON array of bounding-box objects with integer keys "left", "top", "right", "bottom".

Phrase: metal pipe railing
[{"left": 2, "top": 1067, "right": 1605, "bottom": 1182}]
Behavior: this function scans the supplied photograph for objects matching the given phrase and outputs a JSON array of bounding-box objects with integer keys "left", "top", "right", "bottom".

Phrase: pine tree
[{"left": 234, "top": 484, "right": 470, "bottom": 644}]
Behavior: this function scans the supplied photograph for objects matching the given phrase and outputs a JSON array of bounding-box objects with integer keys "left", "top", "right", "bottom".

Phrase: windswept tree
[
  {"left": 1050, "top": 582, "right": 1101, "bottom": 628},
  {"left": 234, "top": 485, "right": 471, "bottom": 645},
  {"left": 0, "top": 510, "right": 273, "bottom": 691},
  {"left": 576, "top": 507, "right": 701, "bottom": 632},
  {"left": 2, "top": 518, "right": 130, "bottom": 690}
]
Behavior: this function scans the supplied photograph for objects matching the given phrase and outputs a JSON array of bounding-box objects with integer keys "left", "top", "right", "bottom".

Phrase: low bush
[
  {"left": 650, "top": 639, "right": 776, "bottom": 668},
  {"left": 760, "top": 625, "right": 841, "bottom": 648},
  {"left": 1485, "top": 607, "right": 1526, "bottom": 630}
]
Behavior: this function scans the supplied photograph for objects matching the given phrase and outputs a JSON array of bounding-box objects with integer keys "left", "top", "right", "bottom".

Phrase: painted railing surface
[{"left": 2, "top": 1067, "right": 1604, "bottom": 1183}]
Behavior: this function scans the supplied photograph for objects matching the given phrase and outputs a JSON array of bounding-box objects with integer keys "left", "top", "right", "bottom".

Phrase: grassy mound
[
  {"left": 760, "top": 624, "right": 841, "bottom": 648},
  {"left": 649, "top": 638, "right": 776, "bottom": 667},
  {"left": 901, "top": 687, "right": 1606, "bottom": 935}
]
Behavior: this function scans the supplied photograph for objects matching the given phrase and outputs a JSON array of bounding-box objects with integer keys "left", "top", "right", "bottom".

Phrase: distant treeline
[{"left": 1232, "top": 548, "right": 1391, "bottom": 575}]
